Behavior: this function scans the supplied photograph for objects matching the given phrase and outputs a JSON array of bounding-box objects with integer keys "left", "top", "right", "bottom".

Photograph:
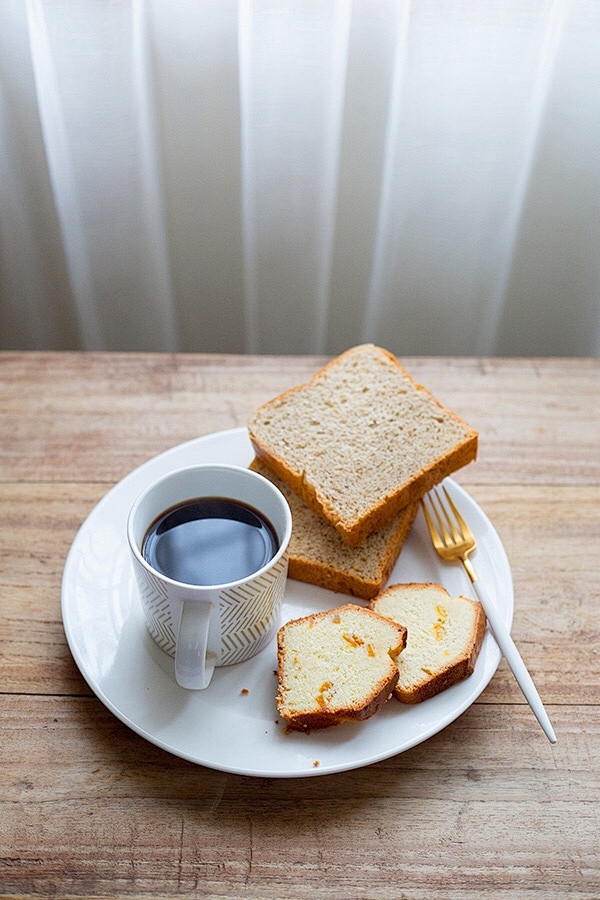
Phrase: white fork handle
[{"left": 470, "top": 578, "right": 557, "bottom": 744}]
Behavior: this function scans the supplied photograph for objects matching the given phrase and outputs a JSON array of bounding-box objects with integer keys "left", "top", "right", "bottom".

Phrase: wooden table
[{"left": 1, "top": 352, "right": 598, "bottom": 899}]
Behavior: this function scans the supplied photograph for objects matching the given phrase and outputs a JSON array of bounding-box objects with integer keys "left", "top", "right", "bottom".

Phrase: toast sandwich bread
[
  {"left": 247, "top": 344, "right": 477, "bottom": 547},
  {"left": 250, "top": 458, "right": 418, "bottom": 600}
]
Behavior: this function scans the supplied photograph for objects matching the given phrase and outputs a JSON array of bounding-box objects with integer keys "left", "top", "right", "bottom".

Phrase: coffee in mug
[
  {"left": 127, "top": 464, "right": 292, "bottom": 690},
  {"left": 142, "top": 497, "right": 279, "bottom": 586}
]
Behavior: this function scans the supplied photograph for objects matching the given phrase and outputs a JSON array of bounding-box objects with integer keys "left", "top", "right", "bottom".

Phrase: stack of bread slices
[{"left": 246, "top": 344, "right": 485, "bottom": 729}]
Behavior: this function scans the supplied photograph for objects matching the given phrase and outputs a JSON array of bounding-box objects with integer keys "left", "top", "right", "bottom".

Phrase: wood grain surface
[{"left": 1, "top": 352, "right": 598, "bottom": 899}]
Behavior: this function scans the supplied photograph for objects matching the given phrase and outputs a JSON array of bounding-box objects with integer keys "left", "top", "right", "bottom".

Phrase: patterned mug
[{"left": 127, "top": 464, "right": 292, "bottom": 689}]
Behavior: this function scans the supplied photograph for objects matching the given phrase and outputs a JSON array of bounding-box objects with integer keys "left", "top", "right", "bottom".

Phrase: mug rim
[{"left": 126, "top": 462, "right": 292, "bottom": 592}]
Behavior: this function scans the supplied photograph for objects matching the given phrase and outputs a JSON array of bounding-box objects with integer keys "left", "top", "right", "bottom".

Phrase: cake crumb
[
  {"left": 240, "top": 689, "right": 249, "bottom": 695},
  {"left": 313, "top": 760, "right": 320, "bottom": 767},
  {"left": 283, "top": 724, "right": 312, "bottom": 735}
]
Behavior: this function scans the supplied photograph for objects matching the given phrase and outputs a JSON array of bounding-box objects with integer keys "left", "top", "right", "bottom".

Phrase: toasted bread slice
[
  {"left": 247, "top": 344, "right": 477, "bottom": 547},
  {"left": 370, "top": 583, "right": 486, "bottom": 703},
  {"left": 250, "top": 458, "right": 418, "bottom": 600},
  {"left": 277, "top": 604, "right": 407, "bottom": 730}
]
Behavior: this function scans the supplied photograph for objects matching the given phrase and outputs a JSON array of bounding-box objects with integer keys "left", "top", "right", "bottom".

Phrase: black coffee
[{"left": 142, "top": 497, "right": 279, "bottom": 586}]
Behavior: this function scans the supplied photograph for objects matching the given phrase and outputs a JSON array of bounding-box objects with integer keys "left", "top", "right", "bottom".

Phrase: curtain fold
[
  {"left": 239, "top": 0, "right": 351, "bottom": 355},
  {"left": 1, "top": 0, "right": 598, "bottom": 355}
]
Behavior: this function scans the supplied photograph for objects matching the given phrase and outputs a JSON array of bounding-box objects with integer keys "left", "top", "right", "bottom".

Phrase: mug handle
[{"left": 175, "top": 599, "right": 216, "bottom": 690}]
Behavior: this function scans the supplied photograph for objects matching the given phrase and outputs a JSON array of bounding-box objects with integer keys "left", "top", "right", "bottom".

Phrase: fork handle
[{"left": 470, "top": 578, "right": 557, "bottom": 744}]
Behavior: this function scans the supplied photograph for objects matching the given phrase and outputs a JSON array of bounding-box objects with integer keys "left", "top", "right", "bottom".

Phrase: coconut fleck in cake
[{"left": 247, "top": 344, "right": 478, "bottom": 547}]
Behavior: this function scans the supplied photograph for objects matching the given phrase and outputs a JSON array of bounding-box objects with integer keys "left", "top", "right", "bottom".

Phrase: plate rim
[{"left": 61, "top": 426, "right": 513, "bottom": 778}]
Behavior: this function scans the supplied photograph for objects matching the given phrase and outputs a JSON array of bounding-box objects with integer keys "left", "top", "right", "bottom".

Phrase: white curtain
[{"left": 1, "top": 0, "right": 599, "bottom": 356}]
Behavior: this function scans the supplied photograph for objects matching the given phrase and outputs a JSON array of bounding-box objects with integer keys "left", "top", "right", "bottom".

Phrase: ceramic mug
[{"left": 127, "top": 464, "right": 292, "bottom": 689}]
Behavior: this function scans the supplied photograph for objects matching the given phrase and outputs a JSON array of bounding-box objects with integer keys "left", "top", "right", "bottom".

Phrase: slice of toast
[
  {"left": 247, "top": 344, "right": 477, "bottom": 547},
  {"left": 277, "top": 604, "right": 407, "bottom": 730},
  {"left": 250, "top": 458, "right": 418, "bottom": 600},
  {"left": 370, "top": 583, "right": 486, "bottom": 703}
]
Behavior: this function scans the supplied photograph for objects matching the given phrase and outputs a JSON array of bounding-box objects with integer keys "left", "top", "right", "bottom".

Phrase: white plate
[{"left": 62, "top": 427, "right": 513, "bottom": 778}]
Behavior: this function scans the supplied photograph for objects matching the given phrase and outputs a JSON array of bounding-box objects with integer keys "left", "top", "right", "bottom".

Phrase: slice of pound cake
[
  {"left": 250, "top": 458, "right": 418, "bottom": 600},
  {"left": 277, "top": 604, "right": 407, "bottom": 730},
  {"left": 371, "top": 583, "right": 486, "bottom": 703},
  {"left": 247, "top": 344, "right": 477, "bottom": 547}
]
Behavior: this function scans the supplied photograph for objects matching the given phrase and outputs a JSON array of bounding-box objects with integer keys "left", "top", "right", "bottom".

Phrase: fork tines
[{"left": 421, "top": 484, "right": 473, "bottom": 548}]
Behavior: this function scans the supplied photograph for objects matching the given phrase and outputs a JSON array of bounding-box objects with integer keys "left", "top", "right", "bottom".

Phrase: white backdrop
[{"left": 1, "top": 0, "right": 599, "bottom": 356}]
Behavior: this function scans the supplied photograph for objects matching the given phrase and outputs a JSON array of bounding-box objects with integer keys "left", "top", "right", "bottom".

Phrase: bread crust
[
  {"left": 277, "top": 604, "right": 407, "bottom": 731},
  {"left": 279, "top": 676, "right": 399, "bottom": 731},
  {"left": 370, "top": 583, "right": 487, "bottom": 704},
  {"left": 249, "top": 458, "right": 418, "bottom": 599},
  {"left": 287, "top": 500, "right": 416, "bottom": 600},
  {"left": 248, "top": 344, "right": 478, "bottom": 547}
]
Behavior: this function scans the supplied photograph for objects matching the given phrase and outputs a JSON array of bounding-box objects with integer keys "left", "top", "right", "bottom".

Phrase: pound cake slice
[
  {"left": 250, "top": 458, "right": 418, "bottom": 599},
  {"left": 247, "top": 344, "right": 477, "bottom": 547},
  {"left": 370, "top": 583, "right": 486, "bottom": 703},
  {"left": 277, "top": 604, "right": 407, "bottom": 730}
]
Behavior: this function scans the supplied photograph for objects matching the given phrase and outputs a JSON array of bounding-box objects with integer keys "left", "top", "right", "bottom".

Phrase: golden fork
[{"left": 421, "top": 484, "right": 556, "bottom": 744}]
